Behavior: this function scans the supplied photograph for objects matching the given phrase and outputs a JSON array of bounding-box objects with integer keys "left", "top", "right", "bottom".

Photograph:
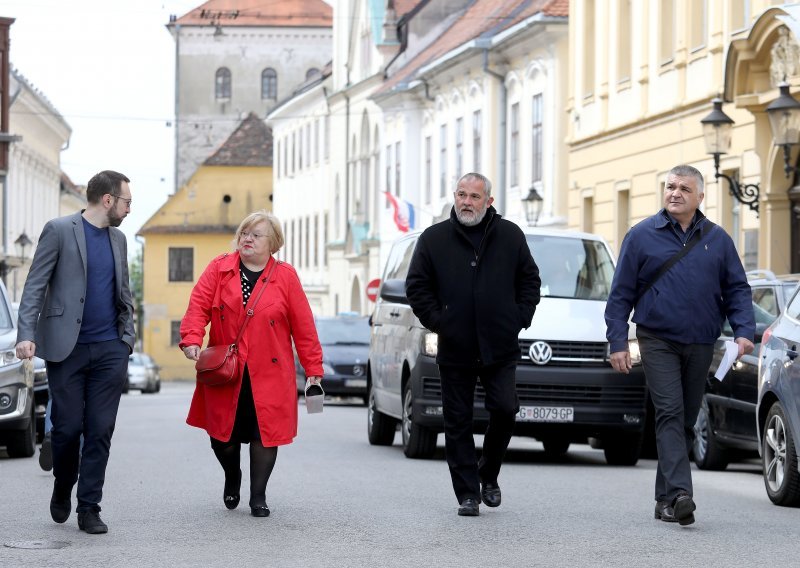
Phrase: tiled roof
[
  {"left": 378, "top": 0, "right": 567, "bottom": 94},
  {"left": 204, "top": 112, "right": 273, "bottom": 167},
  {"left": 171, "top": 0, "right": 332, "bottom": 28},
  {"left": 60, "top": 171, "right": 85, "bottom": 199}
]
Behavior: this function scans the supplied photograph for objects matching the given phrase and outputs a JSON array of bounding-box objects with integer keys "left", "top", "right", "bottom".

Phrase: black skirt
[{"left": 228, "top": 365, "right": 262, "bottom": 444}]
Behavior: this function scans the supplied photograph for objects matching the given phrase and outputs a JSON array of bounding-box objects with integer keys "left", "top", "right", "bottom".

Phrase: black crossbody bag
[{"left": 635, "top": 221, "right": 717, "bottom": 306}]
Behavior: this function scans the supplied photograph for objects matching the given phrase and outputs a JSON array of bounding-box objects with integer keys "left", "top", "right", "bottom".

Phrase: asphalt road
[{"left": 1, "top": 382, "right": 798, "bottom": 567}]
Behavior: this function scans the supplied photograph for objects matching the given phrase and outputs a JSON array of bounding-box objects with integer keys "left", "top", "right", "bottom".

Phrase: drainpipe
[
  {"left": 173, "top": 22, "right": 181, "bottom": 194},
  {"left": 482, "top": 48, "right": 506, "bottom": 215}
]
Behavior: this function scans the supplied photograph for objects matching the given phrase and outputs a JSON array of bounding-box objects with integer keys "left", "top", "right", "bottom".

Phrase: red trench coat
[{"left": 180, "top": 253, "right": 323, "bottom": 446}]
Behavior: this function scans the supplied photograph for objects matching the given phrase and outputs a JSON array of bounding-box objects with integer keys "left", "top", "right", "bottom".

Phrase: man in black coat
[{"left": 406, "top": 172, "right": 541, "bottom": 516}]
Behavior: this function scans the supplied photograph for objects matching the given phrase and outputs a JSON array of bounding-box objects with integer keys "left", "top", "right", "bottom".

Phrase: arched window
[
  {"left": 215, "top": 67, "right": 231, "bottom": 100},
  {"left": 262, "top": 68, "right": 278, "bottom": 99},
  {"left": 306, "top": 68, "right": 321, "bottom": 80}
]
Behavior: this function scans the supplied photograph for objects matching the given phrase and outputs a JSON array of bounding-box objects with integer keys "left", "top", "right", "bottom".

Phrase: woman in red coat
[{"left": 180, "top": 210, "right": 323, "bottom": 518}]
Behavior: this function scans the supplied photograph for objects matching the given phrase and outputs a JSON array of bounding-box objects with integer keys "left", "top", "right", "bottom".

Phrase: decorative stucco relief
[{"left": 770, "top": 26, "right": 800, "bottom": 86}]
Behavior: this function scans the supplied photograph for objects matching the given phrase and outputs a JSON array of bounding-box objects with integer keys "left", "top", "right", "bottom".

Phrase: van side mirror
[{"left": 380, "top": 279, "right": 409, "bottom": 304}]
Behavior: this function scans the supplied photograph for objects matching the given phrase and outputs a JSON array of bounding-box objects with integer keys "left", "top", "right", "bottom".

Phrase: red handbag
[{"left": 195, "top": 261, "right": 278, "bottom": 386}]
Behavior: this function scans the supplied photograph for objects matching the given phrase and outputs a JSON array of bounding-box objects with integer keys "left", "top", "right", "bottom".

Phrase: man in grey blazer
[{"left": 16, "top": 170, "right": 135, "bottom": 535}]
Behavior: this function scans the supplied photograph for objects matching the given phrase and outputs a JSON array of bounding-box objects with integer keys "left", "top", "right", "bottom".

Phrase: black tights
[{"left": 210, "top": 438, "right": 278, "bottom": 508}]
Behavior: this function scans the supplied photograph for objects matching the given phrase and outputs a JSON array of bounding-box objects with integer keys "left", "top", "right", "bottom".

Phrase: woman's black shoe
[
  {"left": 223, "top": 469, "right": 241, "bottom": 510},
  {"left": 250, "top": 505, "right": 270, "bottom": 517}
]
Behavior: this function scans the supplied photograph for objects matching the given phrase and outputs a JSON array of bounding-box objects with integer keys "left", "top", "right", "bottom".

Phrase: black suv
[
  {"left": 692, "top": 270, "right": 800, "bottom": 470},
  {"left": 367, "top": 228, "right": 649, "bottom": 465}
]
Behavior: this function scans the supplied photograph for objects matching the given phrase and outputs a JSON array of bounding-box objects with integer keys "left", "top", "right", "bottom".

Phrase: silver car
[{"left": 125, "top": 352, "right": 161, "bottom": 394}]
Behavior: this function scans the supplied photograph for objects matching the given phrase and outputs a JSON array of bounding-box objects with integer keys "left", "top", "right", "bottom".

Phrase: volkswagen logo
[
  {"left": 353, "top": 365, "right": 364, "bottom": 376},
  {"left": 529, "top": 341, "right": 553, "bottom": 365}
]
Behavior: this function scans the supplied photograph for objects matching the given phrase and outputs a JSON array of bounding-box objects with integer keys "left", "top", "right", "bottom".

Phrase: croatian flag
[{"left": 384, "top": 191, "right": 415, "bottom": 232}]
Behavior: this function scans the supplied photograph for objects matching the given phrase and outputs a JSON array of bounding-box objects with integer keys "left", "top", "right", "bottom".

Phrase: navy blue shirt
[{"left": 78, "top": 218, "right": 119, "bottom": 344}]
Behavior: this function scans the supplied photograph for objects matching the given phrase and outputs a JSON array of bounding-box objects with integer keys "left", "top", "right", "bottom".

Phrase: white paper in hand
[{"left": 714, "top": 340, "right": 739, "bottom": 381}]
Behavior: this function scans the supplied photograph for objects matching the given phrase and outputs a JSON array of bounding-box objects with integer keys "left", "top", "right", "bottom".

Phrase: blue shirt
[{"left": 78, "top": 218, "right": 119, "bottom": 344}]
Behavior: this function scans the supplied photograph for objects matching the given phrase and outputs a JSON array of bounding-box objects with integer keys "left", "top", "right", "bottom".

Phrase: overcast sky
[{"left": 4, "top": 0, "right": 200, "bottom": 246}]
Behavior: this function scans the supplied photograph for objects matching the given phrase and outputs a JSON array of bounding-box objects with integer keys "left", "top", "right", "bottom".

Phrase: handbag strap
[
  {"left": 635, "top": 221, "right": 717, "bottom": 305},
  {"left": 232, "top": 259, "right": 279, "bottom": 347}
]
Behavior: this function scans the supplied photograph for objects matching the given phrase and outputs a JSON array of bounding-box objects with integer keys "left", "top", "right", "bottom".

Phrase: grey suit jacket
[{"left": 16, "top": 211, "right": 136, "bottom": 362}]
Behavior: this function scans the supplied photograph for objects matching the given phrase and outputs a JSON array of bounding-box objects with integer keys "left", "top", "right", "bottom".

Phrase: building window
[
  {"left": 385, "top": 144, "right": 392, "bottom": 196},
  {"left": 690, "top": 0, "right": 707, "bottom": 50},
  {"left": 425, "top": 136, "right": 432, "bottom": 203},
  {"left": 531, "top": 94, "right": 543, "bottom": 184},
  {"left": 660, "top": 0, "right": 675, "bottom": 64},
  {"left": 510, "top": 102, "right": 519, "bottom": 188},
  {"left": 455, "top": 117, "right": 463, "bottom": 179},
  {"left": 395, "top": 141, "right": 401, "bottom": 197},
  {"left": 261, "top": 68, "right": 277, "bottom": 99},
  {"left": 305, "top": 123, "right": 311, "bottom": 169},
  {"left": 472, "top": 110, "right": 481, "bottom": 171},
  {"left": 168, "top": 248, "right": 193, "bottom": 282},
  {"left": 440, "top": 124, "right": 448, "bottom": 197},
  {"left": 314, "top": 215, "right": 319, "bottom": 268},
  {"left": 323, "top": 213, "right": 329, "bottom": 266},
  {"left": 305, "top": 216, "right": 310, "bottom": 269},
  {"left": 324, "top": 115, "right": 330, "bottom": 160},
  {"left": 617, "top": 0, "right": 631, "bottom": 82},
  {"left": 276, "top": 139, "right": 281, "bottom": 179},
  {"left": 583, "top": 0, "right": 595, "bottom": 97},
  {"left": 314, "top": 119, "right": 320, "bottom": 165},
  {"left": 743, "top": 229, "right": 758, "bottom": 270},
  {"left": 215, "top": 68, "right": 231, "bottom": 100},
  {"left": 170, "top": 320, "right": 182, "bottom": 346},
  {"left": 730, "top": 0, "right": 751, "bottom": 31}
]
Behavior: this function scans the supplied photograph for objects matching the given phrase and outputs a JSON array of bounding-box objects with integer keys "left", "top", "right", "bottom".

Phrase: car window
[
  {"left": 781, "top": 282, "right": 799, "bottom": 306},
  {"left": 753, "top": 287, "right": 778, "bottom": 317},
  {"left": 786, "top": 288, "right": 800, "bottom": 321},
  {"left": 129, "top": 353, "right": 142, "bottom": 365},
  {"left": 315, "top": 318, "right": 370, "bottom": 345},
  {"left": 527, "top": 235, "right": 615, "bottom": 300},
  {"left": 384, "top": 237, "right": 417, "bottom": 281}
]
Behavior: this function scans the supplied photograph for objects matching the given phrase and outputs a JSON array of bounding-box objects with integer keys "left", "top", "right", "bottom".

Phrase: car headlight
[
  {"left": 628, "top": 339, "right": 642, "bottom": 366},
  {"left": 0, "top": 349, "right": 19, "bottom": 368},
  {"left": 322, "top": 363, "right": 336, "bottom": 375},
  {"left": 423, "top": 332, "right": 438, "bottom": 357}
]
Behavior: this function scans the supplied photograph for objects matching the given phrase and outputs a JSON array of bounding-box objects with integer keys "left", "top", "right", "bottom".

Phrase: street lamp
[
  {"left": 14, "top": 231, "right": 31, "bottom": 261},
  {"left": 522, "top": 186, "right": 543, "bottom": 226},
  {"left": 701, "top": 98, "right": 760, "bottom": 215},
  {"left": 766, "top": 83, "right": 800, "bottom": 177}
]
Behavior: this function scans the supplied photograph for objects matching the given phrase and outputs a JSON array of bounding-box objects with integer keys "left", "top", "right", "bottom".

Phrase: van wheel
[
  {"left": 367, "top": 384, "right": 396, "bottom": 446},
  {"left": 692, "top": 397, "right": 729, "bottom": 470},
  {"left": 6, "top": 404, "right": 36, "bottom": 458},
  {"left": 762, "top": 402, "right": 800, "bottom": 506},
  {"left": 402, "top": 383, "right": 437, "bottom": 459},
  {"left": 603, "top": 432, "right": 642, "bottom": 466}
]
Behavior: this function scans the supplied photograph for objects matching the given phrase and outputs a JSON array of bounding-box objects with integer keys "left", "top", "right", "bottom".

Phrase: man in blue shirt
[
  {"left": 16, "top": 170, "right": 135, "bottom": 535},
  {"left": 605, "top": 164, "right": 755, "bottom": 526}
]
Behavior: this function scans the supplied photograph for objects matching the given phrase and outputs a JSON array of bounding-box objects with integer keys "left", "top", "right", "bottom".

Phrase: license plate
[
  {"left": 517, "top": 406, "right": 574, "bottom": 423},
  {"left": 344, "top": 379, "right": 367, "bottom": 388}
]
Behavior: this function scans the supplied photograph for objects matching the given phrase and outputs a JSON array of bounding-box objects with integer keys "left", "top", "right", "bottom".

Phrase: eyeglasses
[
  {"left": 111, "top": 194, "right": 132, "bottom": 206},
  {"left": 239, "top": 231, "right": 267, "bottom": 241}
]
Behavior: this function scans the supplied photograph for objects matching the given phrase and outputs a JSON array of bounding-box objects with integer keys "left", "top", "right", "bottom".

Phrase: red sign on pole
[{"left": 366, "top": 278, "right": 381, "bottom": 302}]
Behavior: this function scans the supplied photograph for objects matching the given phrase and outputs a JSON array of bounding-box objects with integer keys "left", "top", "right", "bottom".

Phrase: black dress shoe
[
  {"left": 654, "top": 500, "right": 677, "bottom": 523},
  {"left": 50, "top": 482, "right": 71, "bottom": 524},
  {"left": 224, "top": 469, "right": 242, "bottom": 510},
  {"left": 250, "top": 505, "right": 270, "bottom": 517},
  {"left": 39, "top": 432, "right": 53, "bottom": 472},
  {"left": 457, "top": 498, "right": 480, "bottom": 516},
  {"left": 672, "top": 492, "right": 696, "bottom": 526},
  {"left": 77, "top": 510, "right": 108, "bottom": 534},
  {"left": 481, "top": 482, "right": 502, "bottom": 508}
]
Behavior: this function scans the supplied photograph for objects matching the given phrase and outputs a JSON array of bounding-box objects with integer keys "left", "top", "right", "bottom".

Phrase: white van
[{"left": 367, "top": 227, "right": 647, "bottom": 465}]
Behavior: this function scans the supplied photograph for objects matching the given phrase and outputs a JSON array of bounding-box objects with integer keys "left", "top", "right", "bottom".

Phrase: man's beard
[
  {"left": 456, "top": 205, "right": 488, "bottom": 227},
  {"left": 107, "top": 210, "right": 124, "bottom": 227}
]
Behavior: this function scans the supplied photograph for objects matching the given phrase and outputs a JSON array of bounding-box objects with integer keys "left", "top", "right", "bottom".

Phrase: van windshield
[{"left": 526, "top": 235, "right": 615, "bottom": 300}]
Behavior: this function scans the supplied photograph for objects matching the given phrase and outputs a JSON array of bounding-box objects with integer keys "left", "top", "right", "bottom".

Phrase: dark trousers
[
  {"left": 46, "top": 339, "right": 129, "bottom": 513},
  {"left": 439, "top": 361, "right": 519, "bottom": 503},
  {"left": 637, "top": 329, "right": 714, "bottom": 502}
]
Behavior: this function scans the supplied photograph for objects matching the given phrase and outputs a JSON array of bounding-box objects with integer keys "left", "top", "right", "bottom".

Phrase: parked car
[
  {"left": 757, "top": 282, "right": 800, "bottom": 506},
  {"left": 125, "top": 352, "right": 161, "bottom": 394},
  {"left": 367, "top": 228, "right": 648, "bottom": 465},
  {"left": 296, "top": 315, "right": 370, "bottom": 403},
  {"left": 0, "top": 285, "right": 36, "bottom": 457},
  {"left": 11, "top": 302, "right": 48, "bottom": 442},
  {"left": 693, "top": 271, "right": 800, "bottom": 470}
]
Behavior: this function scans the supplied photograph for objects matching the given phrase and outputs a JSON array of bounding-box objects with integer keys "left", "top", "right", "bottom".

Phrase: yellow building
[
  {"left": 138, "top": 113, "right": 273, "bottom": 380},
  {"left": 568, "top": 1, "right": 798, "bottom": 273}
]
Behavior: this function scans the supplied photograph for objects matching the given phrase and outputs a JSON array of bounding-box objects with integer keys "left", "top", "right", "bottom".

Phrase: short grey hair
[
  {"left": 457, "top": 172, "right": 492, "bottom": 198},
  {"left": 668, "top": 164, "right": 704, "bottom": 194},
  {"left": 232, "top": 209, "right": 285, "bottom": 254}
]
